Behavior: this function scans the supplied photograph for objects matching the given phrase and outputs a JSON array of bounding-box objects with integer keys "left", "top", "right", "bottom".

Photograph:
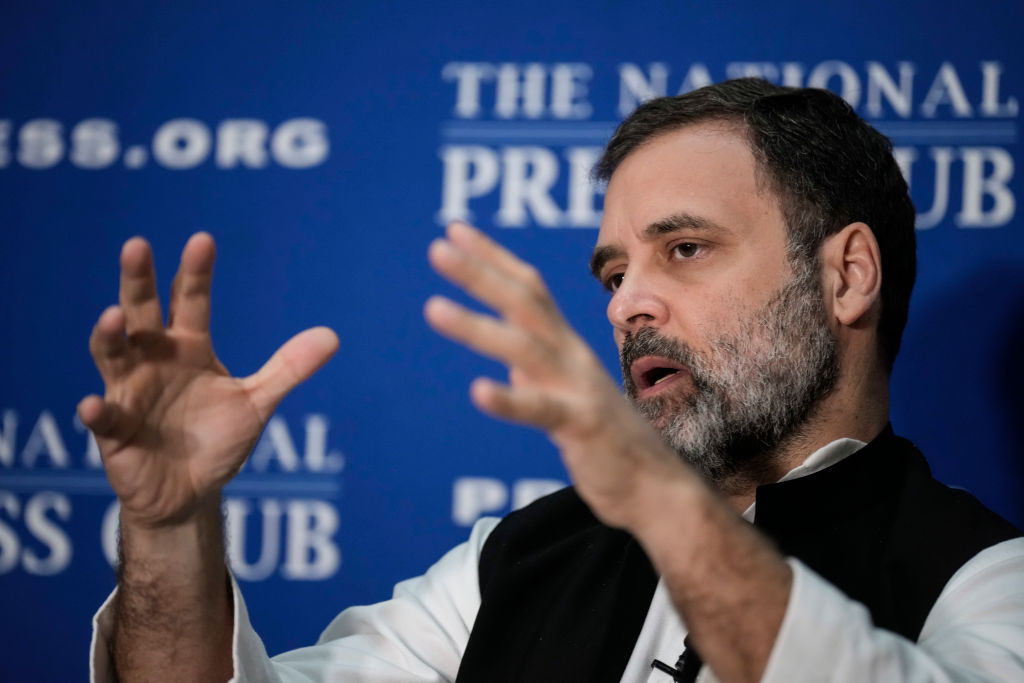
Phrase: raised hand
[
  {"left": 78, "top": 233, "right": 338, "bottom": 529},
  {"left": 424, "top": 222, "right": 689, "bottom": 530}
]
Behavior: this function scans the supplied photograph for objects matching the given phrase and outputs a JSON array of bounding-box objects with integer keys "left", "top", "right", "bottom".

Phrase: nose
[{"left": 606, "top": 270, "right": 670, "bottom": 334}]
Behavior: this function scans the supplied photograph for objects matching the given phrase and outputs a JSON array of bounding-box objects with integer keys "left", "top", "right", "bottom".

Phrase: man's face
[{"left": 593, "top": 123, "right": 838, "bottom": 483}]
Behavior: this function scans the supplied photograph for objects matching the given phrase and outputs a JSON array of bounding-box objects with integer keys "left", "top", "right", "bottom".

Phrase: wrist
[
  {"left": 626, "top": 464, "right": 710, "bottom": 564},
  {"left": 610, "top": 450, "right": 708, "bottom": 552},
  {"left": 112, "top": 496, "right": 234, "bottom": 682},
  {"left": 118, "top": 496, "right": 226, "bottom": 590}
]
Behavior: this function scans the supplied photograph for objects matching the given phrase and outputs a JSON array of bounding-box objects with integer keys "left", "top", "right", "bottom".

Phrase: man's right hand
[
  {"left": 81, "top": 233, "right": 337, "bottom": 681},
  {"left": 78, "top": 232, "right": 338, "bottom": 529}
]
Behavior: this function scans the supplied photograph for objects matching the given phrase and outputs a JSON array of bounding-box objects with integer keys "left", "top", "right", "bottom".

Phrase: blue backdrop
[{"left": 1, "top": 1, "right": 1021, "bottom": 679}]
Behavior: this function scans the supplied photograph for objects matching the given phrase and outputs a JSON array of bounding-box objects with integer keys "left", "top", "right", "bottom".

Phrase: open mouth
[{"left": 630, "top": 356, "right": 689, "bottom": 397}]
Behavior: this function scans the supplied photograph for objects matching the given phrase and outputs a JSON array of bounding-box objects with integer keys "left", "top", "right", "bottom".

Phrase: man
[{"left": 87, "top": 79, "right": 1023, "bottom": 682}]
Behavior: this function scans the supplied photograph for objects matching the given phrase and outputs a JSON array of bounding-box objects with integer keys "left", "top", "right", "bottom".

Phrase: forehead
[{"left": 596, "top": 123, "right": 785, "bottom": 251}]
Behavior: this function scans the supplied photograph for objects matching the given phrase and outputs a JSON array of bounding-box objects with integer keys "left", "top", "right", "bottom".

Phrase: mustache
[{"left": 620, "top": 327, "right": 705, "bottom": 398}]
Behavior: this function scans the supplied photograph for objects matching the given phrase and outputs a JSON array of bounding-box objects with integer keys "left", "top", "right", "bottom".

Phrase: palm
[
  {"left": 79, "top": 234, "right": 338, "bottom": 527},
  {"left": 99, "top": 337, "right": 256, "bottom": 523}
]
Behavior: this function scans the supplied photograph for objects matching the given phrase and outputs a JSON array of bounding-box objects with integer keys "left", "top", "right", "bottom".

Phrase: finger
[
  {"left": 168, "top": 232, "right": 216, "bottom": 332},
  {"left": 243, "top": 326, "right": 339, "bottom": 419},
  {"left": 428, "top": 237, "right": 563, "bottom": 334},
  {"left": 424, "top": 296, "right": 551, "bottom": 375},
  {"left": 88, "top": 305, "right": 130, "bottom": 379},
  {"left": 446, "top": 221, "right": 538, "bottom": 283},
  {"left": 119, "top": 237, "right": 164, "bottom": 333},
  {"left": 77, "top": 394, "right": 124, "bottom": 438},
  {"left": 469, "top": 377, "right": 567, "bottom": 430}
]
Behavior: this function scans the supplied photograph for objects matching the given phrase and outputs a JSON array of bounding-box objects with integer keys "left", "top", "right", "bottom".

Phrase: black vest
[{"left": 454, "top": 428, "right": 1021, "bottom": 682}]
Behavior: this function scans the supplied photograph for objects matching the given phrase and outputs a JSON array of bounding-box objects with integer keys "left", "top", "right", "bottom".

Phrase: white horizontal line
[
  {"left": 443, "top": 120, "right": 1017, "bottom": 129},
  {"left": 0, "top": 475, "right": 340, "bottom": 496},
  {"left": 440, "top": 121, "right": 615, "bottom": 140},
  {"left": 0, "top": 475, "right": 112, "bottom": 492},
  {"left": 885, "top": 136, "right": 1016, "bottom": 144},
  {"left": 872, "top": 121, "right": 1017, "bottom": 128},
  {"left": 877, "top": 128, "right": 1016, "bottom": 134},
  {"left": 442, "top": 120, "right": 619, "bottom": 129},
  {"left": 225, "top": 481, "right": 340, "bottom": 494},
  {"left": 892, "top": 139, "right": 1017, "bottom": 144},
  {"left": 878, "top": 129, "right": 1018, "bottom": 136},
  {"left": 441, "top": 130, "right": 614, "bottom": 142},
  {"left": 439, "top": 120, "right": 1017, "bottom": 144}
]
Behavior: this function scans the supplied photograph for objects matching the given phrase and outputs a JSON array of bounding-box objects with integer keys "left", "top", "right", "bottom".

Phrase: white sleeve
[
  {"left": 90, "top": 516, "right": 501, "bottom": 683},
  {"left": 761, "top": 538, "right": 1024, "bottom": 682}
]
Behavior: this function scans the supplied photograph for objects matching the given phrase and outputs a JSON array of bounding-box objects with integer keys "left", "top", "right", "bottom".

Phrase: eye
[
  {"left": 603, "top": 272, "right": 624, "bottom": 293},
  {"left": 671, "top": 242, "right": 703, "bottom": 259}
]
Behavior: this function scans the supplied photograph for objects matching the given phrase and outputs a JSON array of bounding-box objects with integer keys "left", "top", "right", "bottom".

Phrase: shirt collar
[{"left": 741, "top": 437, "right": 867, "bottom": 523}]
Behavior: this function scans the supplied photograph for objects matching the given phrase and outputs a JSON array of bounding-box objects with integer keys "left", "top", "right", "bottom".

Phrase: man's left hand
[{"left": 424, "top": 221, "right": 694, "bottom": 531}]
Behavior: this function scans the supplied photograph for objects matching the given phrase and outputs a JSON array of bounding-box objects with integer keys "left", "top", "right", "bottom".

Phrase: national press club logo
[
  {"left": 0, "top": 410, "right": 346, "bottom": 581},
  {"left": 436, "top": 60, "right": 1018, "bottom": 231},
  {"left": 0, "top": 405, "right": 559, "bottom": 581}
]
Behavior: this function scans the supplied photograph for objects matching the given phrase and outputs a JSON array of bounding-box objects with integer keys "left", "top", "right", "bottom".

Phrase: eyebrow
[
  {"left": 589, "top": 244, "right": 623, "bottom": 280},
  {"left": 589, "top": 212, "right": 731, "bottom": 279}
]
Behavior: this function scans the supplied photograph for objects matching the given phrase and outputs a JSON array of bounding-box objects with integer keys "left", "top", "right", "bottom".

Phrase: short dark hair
[{"left": 595, "top": 78, "right": 917, "bottom": 371}]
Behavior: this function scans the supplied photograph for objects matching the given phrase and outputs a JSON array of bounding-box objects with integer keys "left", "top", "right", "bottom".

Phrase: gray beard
[{"left": 620, "top": 260, "right": 839, "bottom": 485}]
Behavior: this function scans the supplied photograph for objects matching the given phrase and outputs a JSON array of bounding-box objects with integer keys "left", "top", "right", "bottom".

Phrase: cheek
[{"left": 685, "top": 297, "right": 754, "bottom": 348}]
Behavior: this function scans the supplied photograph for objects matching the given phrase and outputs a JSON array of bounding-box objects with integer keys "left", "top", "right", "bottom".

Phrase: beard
[{"left": 620, "top": 259, "right": 840, "bottom": 486}]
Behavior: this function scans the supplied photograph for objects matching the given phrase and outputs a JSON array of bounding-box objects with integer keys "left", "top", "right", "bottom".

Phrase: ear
[{"left": 821, "top": 222, "right": 882, "bottom": 327}]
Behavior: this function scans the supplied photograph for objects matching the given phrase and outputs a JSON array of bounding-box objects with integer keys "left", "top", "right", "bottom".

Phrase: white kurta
[{"left": 91, "top": 439, "right": 1024, "bottom": 682}]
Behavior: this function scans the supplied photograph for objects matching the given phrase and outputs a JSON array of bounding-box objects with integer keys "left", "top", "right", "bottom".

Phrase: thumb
[{"left": 244, "top": 326, "right": 339, "bottom": 419}]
